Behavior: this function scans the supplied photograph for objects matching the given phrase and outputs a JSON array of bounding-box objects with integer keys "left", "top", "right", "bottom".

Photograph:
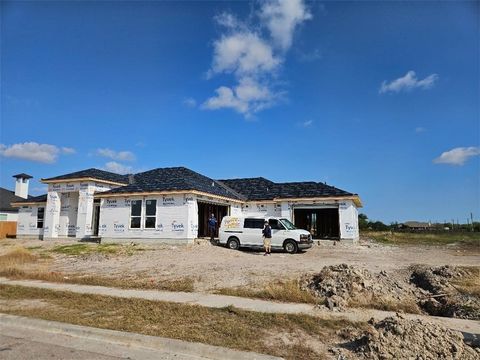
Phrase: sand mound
[
  {"left": 302, "top": 264, "right": 479, "bottom": 319},
  {"left": 302, "top": 264, "right": 419, "bottom": 311},
  {"left": 354, "top": 315, "right": 479, "bottom": 360}
]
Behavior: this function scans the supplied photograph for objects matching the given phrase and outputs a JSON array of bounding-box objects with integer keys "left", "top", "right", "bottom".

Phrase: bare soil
[
  {"left": 1, "top": 237, "right": 479, "bottom": 360},
  {"left": 0, "top": 238, "right": 478, "bottom": 292},
  {"left": 302, "top": 264, "right": 480, "bottom": 320},
  {"left": 348, "top": 314, "right": 480, "bottom": 360}
]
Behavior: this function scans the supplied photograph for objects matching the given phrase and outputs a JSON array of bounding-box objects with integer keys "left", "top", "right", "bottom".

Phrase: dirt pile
[
  {"left": 303, "top": 264, "right": 479, "bottom": 319},
  {"left": 411, "top": 265, "right": 480, "bottom": 320},
  {"left": 353, "top": 315, "right": 479, "bottom": 360},
  {"left": 302, "top": 264, "right": 419, "bottom": 311}
]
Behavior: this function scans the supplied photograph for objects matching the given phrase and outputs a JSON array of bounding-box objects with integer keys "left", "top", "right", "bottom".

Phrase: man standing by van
[
  {"left": 262, "top": 221, "right": 272, "bottom": 256},
  {"left": 208, "top": 213, "right": 217, "bottom": 242}
]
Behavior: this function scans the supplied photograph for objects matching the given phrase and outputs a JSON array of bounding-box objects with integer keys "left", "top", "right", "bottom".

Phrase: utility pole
[{"left": 471, "top": 212, "right": 475, "bottom": 232}]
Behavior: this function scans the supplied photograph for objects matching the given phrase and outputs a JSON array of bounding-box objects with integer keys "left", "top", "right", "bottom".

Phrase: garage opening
[
  {"left": 294, "top": 208, "right": 340, "bottom": 239},
  {"left": 197, "top": 202, "right": 228, "bottom": 238}
]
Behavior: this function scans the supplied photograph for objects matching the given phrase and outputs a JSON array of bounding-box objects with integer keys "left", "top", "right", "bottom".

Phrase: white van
[{"left": 218, "top": 216, "right": 313, "bottom": 254}]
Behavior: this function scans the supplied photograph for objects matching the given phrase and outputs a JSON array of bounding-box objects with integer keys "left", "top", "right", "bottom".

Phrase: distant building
[{"left": 401, "top": 221, "right": 432, "bottom": 231}]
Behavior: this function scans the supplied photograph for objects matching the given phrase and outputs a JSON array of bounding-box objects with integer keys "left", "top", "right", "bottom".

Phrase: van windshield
[{"left": 280, "top": 219, "right": 296, "bottom": 230}]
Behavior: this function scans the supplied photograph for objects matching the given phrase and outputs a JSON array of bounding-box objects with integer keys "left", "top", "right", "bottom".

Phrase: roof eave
[
  {"left": 11, "top": 201, "right": 47, "bottom": 207},
  {"left": 94, "top": 189, "right": 244, "bottom": 203},
  {"left": 272, "top": 195, "right": 363, "bottom": 207},
  {"left": 41, "top": 177, "right": 127, "bottom": 186}
]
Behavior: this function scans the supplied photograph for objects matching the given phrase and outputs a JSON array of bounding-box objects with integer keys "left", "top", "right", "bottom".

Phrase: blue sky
[{"left": 1, "top": 0, "right": 478, "bottom": 224}]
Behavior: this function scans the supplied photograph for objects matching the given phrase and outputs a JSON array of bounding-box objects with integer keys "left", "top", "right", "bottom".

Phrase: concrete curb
[{"left": 0, "top": 313, "right": 282, "bottom": 360}]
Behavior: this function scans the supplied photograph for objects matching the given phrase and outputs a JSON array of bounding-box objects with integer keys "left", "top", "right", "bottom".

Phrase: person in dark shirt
[
  {"left": 262, "top": 220, "right": 272, "bottom": 256},
  {"left": 208, "top": 214, "right": 217, "bottom": 242}
]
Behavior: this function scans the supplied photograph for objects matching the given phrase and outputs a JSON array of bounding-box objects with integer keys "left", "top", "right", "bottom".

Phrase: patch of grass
[
  {"left": 0, "top": 284, "right": 360, "bottom": 360},
  {"left": 348, "top": 294, "right": 421, "bottom": 314},
  {"left": 0, "top": 268, "right": 195, "bottom": 293},
  {"left": 51, "top": 243, "right": 91, "bottom": 255},
  {"left": 51, "top": 243, "right": 143, "bottom": 256},
  {"left": 154, "top": 278, "right": 195, "bottom": 292},
  {"left": 364, "top": 231, "right": 480, "bottom": 247},
  {"left": 215, "top": 280, "right": 320, "bottom": 304},
  {"left": 26, "top": 246, "right": 43, "bottom": 250}
]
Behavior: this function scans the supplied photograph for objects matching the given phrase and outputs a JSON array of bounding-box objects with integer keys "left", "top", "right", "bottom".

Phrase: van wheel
[
  {"left": 284, "top": 240, "right": 298, "bottom": 254},
  {"left": 227, "top": 237, "right": 240, "bottom": 250}
]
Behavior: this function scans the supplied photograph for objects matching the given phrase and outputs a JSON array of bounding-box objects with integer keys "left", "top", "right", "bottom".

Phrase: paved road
[
  {"left": 0, "top": 314, "right": 281, "bottom": 360},
  {"left": 1, "top": 277, "right": 479, "bottom": 337},
  {"left": 0, "top": 334, "right": 121, "bottom": 360}
]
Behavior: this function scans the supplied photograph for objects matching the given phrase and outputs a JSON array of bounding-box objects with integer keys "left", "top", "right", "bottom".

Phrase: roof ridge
[
  {"left": 220, "top": 177, "right": 274, "bottom": 182},
  {"left": 42, "top": 168, "right": 129, "bottom": 183}
]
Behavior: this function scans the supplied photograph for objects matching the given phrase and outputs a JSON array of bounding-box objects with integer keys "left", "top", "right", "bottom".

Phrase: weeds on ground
[
  {"left": 451, "top": 266, "right": 480, "bottom": 297},
  {"left": 26, "top": 246, "right": 43, "bottom": 250},
  {"left": 348, "top": 294, "right": 421, "bottom": 314},
  {"left": 364, "top": 231, "right": 480, "bottom": 247},
  {"left": 0, "top": 247, "right": 39, "bottom": 275},
  {"left": 0, "top": 267, "right": 195, "bottom": 293},
  {"left": 51, "top": 243, "right": 144, "bottom": 256},
  {"left": 0, "top": 243, "right": 192, "bottom": 292},
  {"left": 0, "top": 284, "right": 361, "bottom": 360},
  {"left": 215, "top": 280, "right": 320, "bottom": 304}
]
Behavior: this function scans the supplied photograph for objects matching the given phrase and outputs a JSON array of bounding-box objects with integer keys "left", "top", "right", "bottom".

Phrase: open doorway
[
  {"left": 294, "top": 208, "right": 340, "bottom": 239},
  {"left": 197, "top": 202, "right": 228, "bottom": 238},
  {"left": 92, "top": 200, "right": 100, "bottom": 237}
]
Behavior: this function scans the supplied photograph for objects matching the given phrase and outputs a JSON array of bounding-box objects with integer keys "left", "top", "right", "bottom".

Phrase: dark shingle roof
[
  {"left": 216, "top": 177, "right": 275, "bottom": 201},
  {"left": 275, "top": 181, "right": 354, "bottom": 199},
  {"left": 0, "top": 188, "right": 31, "bottom": 211},
  {"left": 11, "top": 194, "right": 48, "bottom": 205},
  {"left": 218, "top": 178, "right": 354, "bottom": 201},
  {"left": 42, "top": 168, "right": 129, "bottom": 184},
  {"left": 99, "top": 167, "right": 244, "bottom": 200},
  {"left": 41, "top": 167, "right": 357, "bottom": 202}
]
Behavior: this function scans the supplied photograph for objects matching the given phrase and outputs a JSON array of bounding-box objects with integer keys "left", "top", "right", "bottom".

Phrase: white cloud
[
  {"left": 0, "top": 142, "right": 70, "bottom": 163},
  {"left": 203, "top": 87, "right": 248, "bottom": 114},
  {"left": 380, "top": 71, "right": 439, "bottom": 94},
  {"left": 202, "top": 77, "right": 280, "bottom": 117},
  {"left": 183, "top": 97, "right": 197, "bottom": 108},
  {"left": 433, "top": 146, "right": 480, "bottom": 166},
  {"left": 302, "top": 120, "right": 313, "bottom": 127},
  {"left": 61, "top": 147, "right": 76, "bottom": 154},
  {"left": 415, "top": 127, "right": 426, "bottom": 133},
  {"left": 260, "top": 0, "right": 312, "bottom": 51},
  {"left": 203, "top": 0, "right": 312, "bottom": 118},
  {"left": 104, "top": 161, "right": 133, "bottom": 175},
  {"left": 209, "top": 32, "right": 280, "bottom": 77},
  {"left": 214, "top": 12, "right": 244, "bottom": 30},
  {"left": 96, "top": 148, "right": 135, "bottom": 162}
]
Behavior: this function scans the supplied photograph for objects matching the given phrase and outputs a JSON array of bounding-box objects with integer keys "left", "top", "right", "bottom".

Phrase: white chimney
[{"left": 13, "top": 173, "right": 32, "bottom": 199}]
